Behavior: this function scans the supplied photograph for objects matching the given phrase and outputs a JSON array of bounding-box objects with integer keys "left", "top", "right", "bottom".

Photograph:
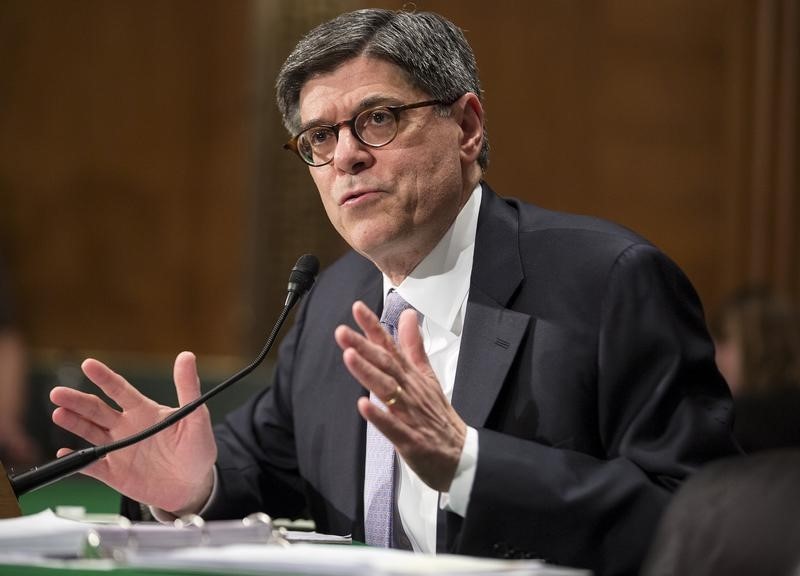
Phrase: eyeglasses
[{"left": 284, "top": 99, "right": 448, "bottom": 167}]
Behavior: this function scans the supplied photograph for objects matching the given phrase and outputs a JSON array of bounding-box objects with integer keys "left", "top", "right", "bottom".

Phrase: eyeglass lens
[{"left": 297, "top": 106, "right": 399, "bottom": 166}]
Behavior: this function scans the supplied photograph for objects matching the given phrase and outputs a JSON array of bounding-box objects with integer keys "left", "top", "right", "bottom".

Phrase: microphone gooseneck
[{"left": 10, "top": 254, "right": 320, "bottom": 497}]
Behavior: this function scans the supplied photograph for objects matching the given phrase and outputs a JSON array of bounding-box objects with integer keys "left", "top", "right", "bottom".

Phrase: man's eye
[
  {"left": 367, "top": 110, "right": 391, "bottom": 125},
  {"left": 309, "top": 129, "right": 331, "bottom": 145}
]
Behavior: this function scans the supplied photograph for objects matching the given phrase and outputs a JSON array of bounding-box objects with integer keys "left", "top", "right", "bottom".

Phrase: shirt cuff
[
  {"left": 149, "top": 465, "right": 219, "bottom": 524},
  {"left": 439, "top": 426, "right": 478, "bottom": 517}
]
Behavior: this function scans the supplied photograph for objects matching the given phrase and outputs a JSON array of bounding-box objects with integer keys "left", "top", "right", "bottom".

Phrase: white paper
[
  {"left": 0, "top": 509, "right": 91, "bottom": 557},
  {"left": 129, "top": 543, "right": 590, "bottom": 575},
  {"left": 0, "top": 511, "right": 589, "bottom": 575}
]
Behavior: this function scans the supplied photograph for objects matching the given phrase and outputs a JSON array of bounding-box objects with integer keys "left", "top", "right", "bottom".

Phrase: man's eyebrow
[{"left": 298, "top": 95, "right": 404, "bottom": 133}]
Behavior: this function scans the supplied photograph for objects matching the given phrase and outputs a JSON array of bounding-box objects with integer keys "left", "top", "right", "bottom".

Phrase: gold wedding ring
[{"left": 385, "top": 385, "right": 403, "bottom": 407}]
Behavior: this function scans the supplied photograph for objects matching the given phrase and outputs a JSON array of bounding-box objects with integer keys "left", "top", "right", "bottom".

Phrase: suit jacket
[{"left": 193, "top": 183, "right": 738, "bottom": 575}]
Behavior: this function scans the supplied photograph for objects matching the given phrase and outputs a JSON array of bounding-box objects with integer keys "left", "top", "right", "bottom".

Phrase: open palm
[{"left": 49, "top": 351, "right": 217, "bottom": 515}]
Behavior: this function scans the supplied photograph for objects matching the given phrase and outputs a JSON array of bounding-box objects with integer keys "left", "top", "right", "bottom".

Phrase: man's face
[{"left": 298, "top": 56, "right": 470, "bottom": 275}]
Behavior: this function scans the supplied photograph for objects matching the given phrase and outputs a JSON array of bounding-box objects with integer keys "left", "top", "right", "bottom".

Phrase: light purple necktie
[{"left": 364, "top": 290, "right": 415, "bottom": 547}]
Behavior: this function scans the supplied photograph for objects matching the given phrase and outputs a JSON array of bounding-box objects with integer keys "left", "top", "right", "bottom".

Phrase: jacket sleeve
[{"left": 199, "top": 295, "right": 312, "bottom": 521}]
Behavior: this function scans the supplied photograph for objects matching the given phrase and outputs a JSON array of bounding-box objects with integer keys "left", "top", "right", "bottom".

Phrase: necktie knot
[{"left": 380, "top": 290, "right": 415, "bottom": 342}]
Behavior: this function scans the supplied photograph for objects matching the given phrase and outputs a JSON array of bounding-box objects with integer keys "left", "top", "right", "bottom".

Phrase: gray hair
[{"left": 275, "top": 8, "right": 489, "bottom": 169}]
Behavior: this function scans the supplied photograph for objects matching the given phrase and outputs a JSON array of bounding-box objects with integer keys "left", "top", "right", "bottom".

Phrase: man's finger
[
  {"left": 50, "top": 386, "right": 121, "bottom": 430},
  {"left": 335, "top": 324, "right": 404, "bottom": 376},
  {"left": 397, "top": 308, "right": 428, "bottom": 366},
  {"left": 81, "top": 359, "right": 146, "bottom": 411},
  {"left": 173, "top": 351, "right": 202, "bottom": 407},
  {"left": 343, "top": 348, "right": 404, "bottom": 404},
  {"left": 357, "top": 396, "right": 414, "bottom": 448},
  {"left": 52, "top": 406, "right": 112, "bottom": 446},
  {"left": 352, "top": 301, "right": 395, "bottom": 348}
]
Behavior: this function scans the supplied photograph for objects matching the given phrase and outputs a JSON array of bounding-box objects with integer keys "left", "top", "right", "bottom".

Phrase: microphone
[
  {"left": 9, "top": 254, "right": 320, "bottom": 497},
  {"left": 285, "top": 254, "right": 321, "bottom": 308}
]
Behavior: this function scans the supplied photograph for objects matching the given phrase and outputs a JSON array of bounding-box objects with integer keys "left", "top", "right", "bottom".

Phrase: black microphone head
[{"left": 286, "top": 254, "right": 319, "bottom": 307}]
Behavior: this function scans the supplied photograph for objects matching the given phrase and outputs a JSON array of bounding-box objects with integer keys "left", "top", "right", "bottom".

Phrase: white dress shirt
[{"left": 382, "top": 183, "right": 482, "bottom": 553}]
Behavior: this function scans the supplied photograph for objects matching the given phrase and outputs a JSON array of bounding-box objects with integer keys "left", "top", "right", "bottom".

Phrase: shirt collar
[{"left": 382, "top": 183, "right": 482, "bottom": 335}]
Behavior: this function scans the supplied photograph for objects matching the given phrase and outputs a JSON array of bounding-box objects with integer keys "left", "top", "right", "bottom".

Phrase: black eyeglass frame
[{"left": 283, "top": 99, "right": 451, "bottom": 167}]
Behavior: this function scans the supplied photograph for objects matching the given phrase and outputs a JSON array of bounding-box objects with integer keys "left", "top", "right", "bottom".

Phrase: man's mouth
[{"left": 339, "top": 189, "right": 380, "bottom": 206}]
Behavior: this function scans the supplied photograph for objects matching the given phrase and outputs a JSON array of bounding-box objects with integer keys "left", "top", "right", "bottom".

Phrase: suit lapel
[
  {"left": 452, "top": 288, "right": 530, "bottom": 427},
  {"left": 440, "top": 185, "right": 530, "bottom": 553},
  {"left": 451, "top": 184, "right": 530, "bottom": 428}
]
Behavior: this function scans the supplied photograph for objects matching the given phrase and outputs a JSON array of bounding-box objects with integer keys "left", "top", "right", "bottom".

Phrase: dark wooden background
[{"left": 1, "top": 0, "right": 797, "bottom": 379}]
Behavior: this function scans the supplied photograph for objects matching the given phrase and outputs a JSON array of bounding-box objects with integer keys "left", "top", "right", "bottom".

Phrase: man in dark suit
[{"left": 50, "top": 9, "right": 739, "bottom": 576}]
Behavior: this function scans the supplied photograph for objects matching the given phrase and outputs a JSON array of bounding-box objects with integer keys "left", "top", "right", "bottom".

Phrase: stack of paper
[
  {"left": 0, "top": 509, "right": 90, "bottom": 558},
  {"left": 129, "top": 543, "right": 591, "bottom": 575},
  {"left": 0, "top": 509, "right": 349, "bottom": 560},
  {"left": 0, "top": 511, "right": 589, "bottom": 575}
]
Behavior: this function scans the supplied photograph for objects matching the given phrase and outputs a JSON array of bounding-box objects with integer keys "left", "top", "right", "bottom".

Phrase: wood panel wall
[
  {"left": 0, "top": 0, "right": 797, "bottom": 371},
  {"left": 413, "top": 0, "right": 798, "bottom": 311},
  {"left": 0, "top": 0, "right": 252, "bottom": 361}
]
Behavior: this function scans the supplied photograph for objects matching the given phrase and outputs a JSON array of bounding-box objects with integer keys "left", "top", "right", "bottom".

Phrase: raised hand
[
  {"left": 334, "top": 301, "right": 466, "bottom": 491},
  {"left": 49, "top": 351, "right": 217, "bottom": 515}
]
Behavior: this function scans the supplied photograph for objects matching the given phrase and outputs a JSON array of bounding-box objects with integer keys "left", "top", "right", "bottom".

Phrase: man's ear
[{"left": 455, "top": 92, "right": 484, "bottom": 164}]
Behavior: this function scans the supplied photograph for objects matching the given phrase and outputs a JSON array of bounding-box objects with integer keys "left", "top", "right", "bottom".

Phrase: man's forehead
[{"left": 297, "top": 56, "right": 420, "bottom": 120}]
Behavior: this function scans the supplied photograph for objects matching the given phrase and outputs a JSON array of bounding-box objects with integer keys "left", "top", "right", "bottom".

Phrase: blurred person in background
[
  {"left": 712, "top": 285, "right": 800, "bottom": 452},
  {"left": 0, "top": 255, "right": 40, "bottom": 470},
  {"left": 641, "top": 448, "right": 800, "bottom": 576}
]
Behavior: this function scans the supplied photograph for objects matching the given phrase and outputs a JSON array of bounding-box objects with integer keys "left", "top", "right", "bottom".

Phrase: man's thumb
[{"left": 174, "top": 351, "right": 201, "bottom": 407}]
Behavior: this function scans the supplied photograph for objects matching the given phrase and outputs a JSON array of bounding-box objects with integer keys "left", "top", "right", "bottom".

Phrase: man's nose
[{"left": 332, "top": 125, "right": 374, "bottom": 174}]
